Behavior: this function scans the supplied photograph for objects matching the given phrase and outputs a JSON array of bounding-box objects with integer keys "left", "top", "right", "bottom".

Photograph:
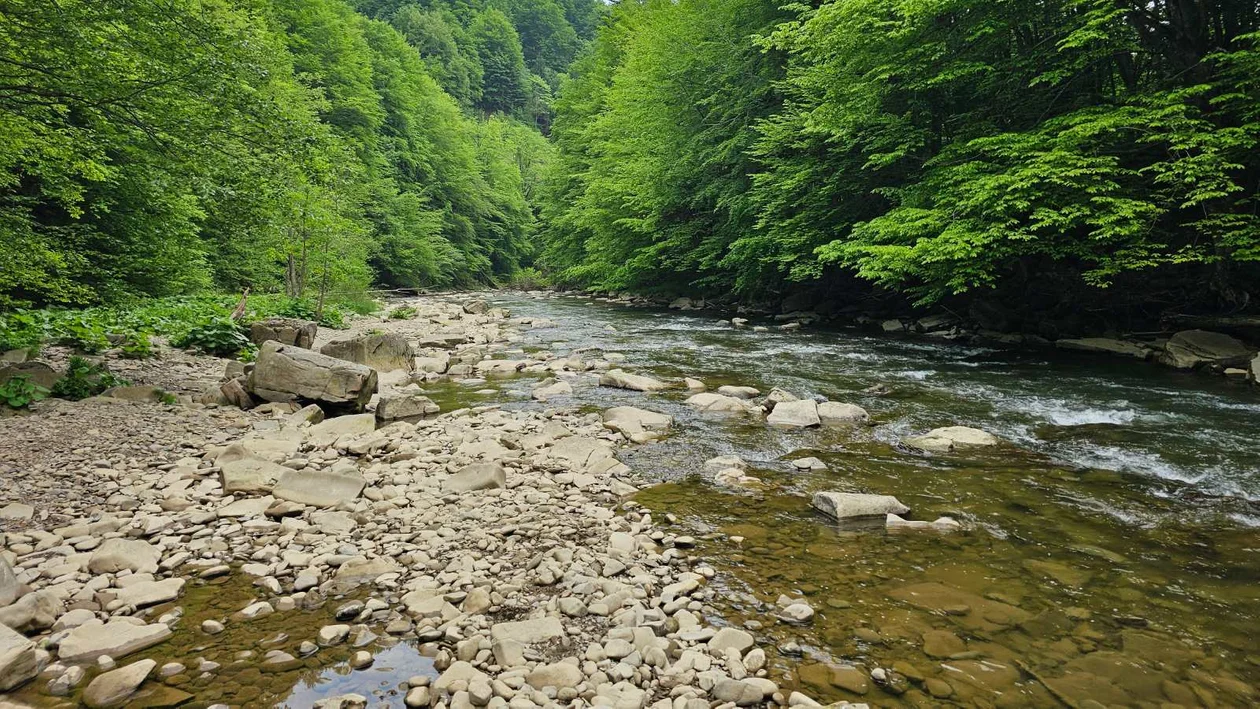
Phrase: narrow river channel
[{"left": 429, "top": 291, "right": 1260, "bottom": 708}]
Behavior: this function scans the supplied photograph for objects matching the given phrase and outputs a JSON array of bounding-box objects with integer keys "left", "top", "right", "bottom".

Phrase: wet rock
[
  {"left": 599, "top": 368, "right": 669, "bottom": 392},
  {"left": 250, "top": 340, "right": 378, "bottom": 410},
  {"left": 602, "top": 406, "right": 672, "bottom": 440},
  {"left": 0, "top": 621, "right": 38, "bottom": 690},
  {"left": 812, "top": 492, "right": 909, "bottom": 521},
  {"left": 112, "top": 578, "right": 185, "bottom": 609},
  {"left": 817, "top": 401, "right": 869, "bottom": 425},
  {"left": 717, "top": 385, "right": 760, "bottom": 399},
  {"left": 777, "top": 603, "right": 815, "bottom": 625},
  {"left": 791, "top": 457, "right": 826, "bottom": 470},
  {"left": 59, "top": 618, "right": 172, "bottom": 663},
  {"left": 444, "top": 462, "right": 506, "bottom": 492},
  {"left": 686, "top": 392, "right": 753, "bottom": 413},
  {"left": 249, "top": 318, "right": 318, "bottom": 350},
  {"left": 921, "top": 629, "right": 966, "bottom": 658},
  {"left": 350, "top": 650, "right": 373, "bottom": 669},
  {"left": 83, "top": 658, "right": 156, "bottom": 708},
  {"left": 903, "top": 425, "right": 998, "bottom": 452},
  {"left": 1159, "top": 330, "right": 1253, "bottom": 370},
  {"left": 532, "top": 379, "right": 573, "bottom": 401},
  {"left": 767, "top": 399, "right": 820, "bottom": 428},
  {"left": 1056, "top": 338, "right": 1152, "bottom": 359}
]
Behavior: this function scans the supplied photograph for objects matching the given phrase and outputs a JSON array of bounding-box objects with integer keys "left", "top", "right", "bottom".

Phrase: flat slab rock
[
  {"left": 273, "top": 466, "right": 366, "bottom": 508},
  {"left": 904, "top": 425, "right": 998, "bottom": 452},
  {"left": 58, "top": 618, "right": 172, "bottom": 664},
  {"left": 812, "top": 492, "right": 909, "bottom": 521}
]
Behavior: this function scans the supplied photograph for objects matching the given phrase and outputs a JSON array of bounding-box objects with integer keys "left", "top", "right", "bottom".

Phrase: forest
[
  {"left": 3, "top": 0, "right": 1260, "bottom": 321},
  {"left": 0, "top": 0, "right": 598, "bottom": 308}
]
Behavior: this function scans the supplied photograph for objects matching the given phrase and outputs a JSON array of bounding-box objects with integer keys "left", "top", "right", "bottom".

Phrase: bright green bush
[
  {"left": 171, "top": 319, "right": 250, "bottom": 358},
  {"left": 50, "top": 357, "right": 129, "bottom": 401},
  {"left": 0, "top": 375, "right": 49, "bottom": 409}
]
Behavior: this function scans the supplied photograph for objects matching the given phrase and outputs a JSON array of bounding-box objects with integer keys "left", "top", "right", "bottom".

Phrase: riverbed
[{"left": 448, "top": 291, "right": 1260, "bottom": 707}]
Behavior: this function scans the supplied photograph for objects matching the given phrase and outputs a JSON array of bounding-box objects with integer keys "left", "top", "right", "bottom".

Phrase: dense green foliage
[
  {"left": 0, "top": 0, "right": 597, "bottom": 309},
  {"left": 540, "top": 0, "right": 1260, "bottom": 310}
]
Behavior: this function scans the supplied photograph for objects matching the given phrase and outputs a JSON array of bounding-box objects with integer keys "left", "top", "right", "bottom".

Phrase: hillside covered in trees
[
  {"left": 538, "top": 0, "right": 1260, "bottom": 321},
  {"left": 0, "top": 0, "right": 599, "bottom": 308},
  {"left": 5, "top": 0, "right": 1260, "bottom": 325}
]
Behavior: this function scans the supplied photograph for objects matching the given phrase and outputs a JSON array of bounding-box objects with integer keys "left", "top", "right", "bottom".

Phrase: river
[{"left": 430, "top": 291, "right": 1260, "bottom": 708}]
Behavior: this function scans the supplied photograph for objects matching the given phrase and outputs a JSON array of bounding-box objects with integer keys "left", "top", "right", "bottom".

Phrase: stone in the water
[
  {"left": 812, "top": 491, "right": 909, "bottom": 521},
  {"left": 717, "top": 385, "right": 760, "bottom": 399},
  {"left": 1056, "top": 337, "right": 1152, "bottom": 359},
  {"left": 766, "top": 399, "right": 820, "bottom": 428},
  {"left": 903, "top": 425, "right": 998, "bottom": 452},
  {"left": 59, "top": 618, "right": 172, "bottom": 663},
  {"left": 686, "top": 392, "right": 753, "bottom": 413},
  {"left": 1158, "top": 329, "right": 1254, "bottom": 370},
  {"left": 598, "top": 368, "right": 668, "bottom": 392},
  {"left": 82, "top": 659, "right": 156, "bottom": 708},
  {"left": 817, "top": 401, "right": 869, "bottom": 425},
  {"left": 601, "top": 406, "right": 672, "bottom": 439}
]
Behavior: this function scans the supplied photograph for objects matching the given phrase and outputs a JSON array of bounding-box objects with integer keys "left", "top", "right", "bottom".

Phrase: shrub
[
  {"left": 388, "top": 305, "right": 418, "bottom": 320},
  {"left": 119, "top": 332, "right": 156, "bottom": 359},
  {"left": 59, "top": 319, "right": 109, "bottom": 354},
  {"left": 171, "top": 318, "right": 250, "bottom": 357},
  {"left": 51, "top": 356, "right": 129, "bottom": 401},
  {"left": 0, "top": 375, "right": 49, "bottom": 409},
  {"left": 273, "top": 298, "right": 350, "bottom": 329}
]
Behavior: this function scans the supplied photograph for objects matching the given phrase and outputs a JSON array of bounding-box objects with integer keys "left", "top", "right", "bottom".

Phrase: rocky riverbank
[{"left": 0, "top": 295, "right": 863, "bottom": 709}]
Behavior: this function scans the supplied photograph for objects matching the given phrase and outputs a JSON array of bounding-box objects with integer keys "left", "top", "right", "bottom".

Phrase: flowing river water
[
  {"left": 13, "top": 291, "right": 1258, "bottom": 708},
  {"left": 439, "top": 292, "right": 1260, "bottom": 708}
]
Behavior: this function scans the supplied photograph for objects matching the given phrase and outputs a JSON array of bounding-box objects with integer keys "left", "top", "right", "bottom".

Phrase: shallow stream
[
  {"left": 14, "top": 292, "right": 1259, "bottom": 708},
  {"left": 477, "top": 293, "right": 1260, "bottom": 708}
]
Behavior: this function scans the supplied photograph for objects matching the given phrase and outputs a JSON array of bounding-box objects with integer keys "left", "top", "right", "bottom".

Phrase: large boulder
[
  {"left": 272, "top": 465, "right": 366, "bottom": 508},
  {"left": 249, "top": 318, "right": 318, "bottom": 349},
  {"left": 904, "top": 426, "right": 998, "bottom": 453},
  {"left": 766, "top": 399, "right": 820, "bottom": 428},
  {"left": 320, "top": 333, "right": 413, "bottom": 373},
  {"left": 599, "top": 368, "right": 669, "bottom": 392},
  {"left": 812, "top": 492, "right": 909, "bottom": 521},
  {"left": 1158, "top": 330, "right": 1254, "bottom": 370},
  {"left": 250, "top": 340, "right": 377, "bottom": 410},
  {"left": 444, "top": 463, "right": 507, "bottom": 492},
  {"left": 375, "top": 392, "right": 439, "bottom": 422},
  {"left": 462, "top": 299, "right": 489, "bottom": 315},
  {"left": 0, "top": 621, "right": 38, "bottom": 691}
]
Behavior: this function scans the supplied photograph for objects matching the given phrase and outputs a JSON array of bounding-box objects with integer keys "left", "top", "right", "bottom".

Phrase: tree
[{"left": 469, "top": 8, "right": 528, "bottom": 115}]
